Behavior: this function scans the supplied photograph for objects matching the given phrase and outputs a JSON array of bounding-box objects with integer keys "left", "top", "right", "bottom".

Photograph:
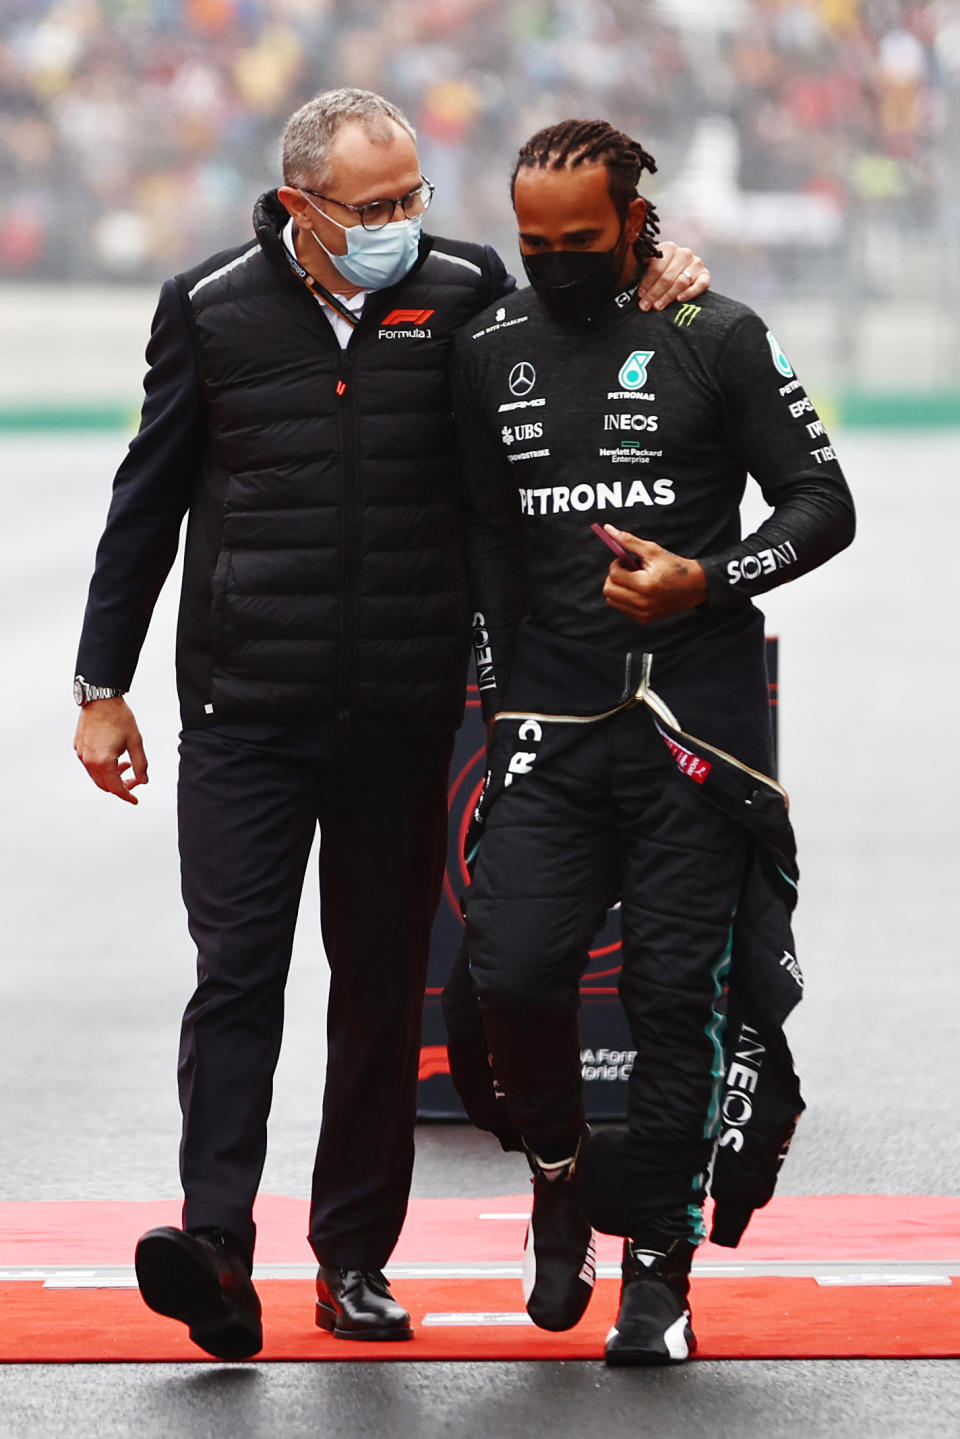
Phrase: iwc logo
[{"left": 508, "top": 361, "right": 537, "bottom": 396}]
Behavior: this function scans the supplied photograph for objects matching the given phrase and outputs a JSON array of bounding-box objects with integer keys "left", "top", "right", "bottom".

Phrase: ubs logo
[{"left": 508, "top": 361, "right": 536, "bottom": 397}]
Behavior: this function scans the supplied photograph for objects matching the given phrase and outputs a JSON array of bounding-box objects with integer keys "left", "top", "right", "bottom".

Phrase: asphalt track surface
[{"left": 2, "top": 432, "right": 959, "bottom": 1435}]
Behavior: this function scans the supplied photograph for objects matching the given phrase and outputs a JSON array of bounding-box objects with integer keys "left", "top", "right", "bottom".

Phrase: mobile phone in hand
[{"left": 591, "top": 522, "right": 642, "bottom": 571}]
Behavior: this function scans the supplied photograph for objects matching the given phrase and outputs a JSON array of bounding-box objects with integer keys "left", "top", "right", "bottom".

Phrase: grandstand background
[{"left": 2, "top": 0, "right": 959, "bottom": 426}]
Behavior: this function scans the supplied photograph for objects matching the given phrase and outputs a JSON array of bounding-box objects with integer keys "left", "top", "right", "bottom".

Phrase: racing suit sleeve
[
  {"left": 75, "top": 280, "right": 203, "bottom": 689},
  {"left": 699, "top": 313, "right": 856, "bottom": 605},
  {"left": 452, "top": 345, "right": 528, "bottom": 722}
]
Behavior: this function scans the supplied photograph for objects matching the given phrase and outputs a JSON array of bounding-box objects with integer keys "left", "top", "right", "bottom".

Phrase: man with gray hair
[{"left": 73, "top": 87, "right": 709, "bottom": 1357}]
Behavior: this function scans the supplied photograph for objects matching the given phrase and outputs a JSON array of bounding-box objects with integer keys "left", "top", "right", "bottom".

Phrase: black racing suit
[{"left": 450, "top": 279, "right": 855, "bottom": 1248}]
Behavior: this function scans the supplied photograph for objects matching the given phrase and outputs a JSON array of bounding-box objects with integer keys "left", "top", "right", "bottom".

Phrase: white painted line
[
  {"left": 422, "top": 1312, "right": 535, "bottom": 1327},
  {"left": 44, "top": 1275, "right": 139, "bottom": 1289},
  {"left": 2, "top": 1260, "right": 958, "bottom": 1289},
  {"left": 816, "top": 1274, "right": 952, "bottom": 1287}
]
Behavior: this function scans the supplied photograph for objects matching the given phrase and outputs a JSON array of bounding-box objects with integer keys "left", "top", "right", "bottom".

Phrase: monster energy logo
[{"left": 674, "top": 304, "right": 701, "bottom": 328}]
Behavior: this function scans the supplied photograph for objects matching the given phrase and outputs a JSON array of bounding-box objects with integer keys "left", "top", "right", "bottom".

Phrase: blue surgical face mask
[{"left": 301, "top": 192, "right": 421, "bottom": 290}]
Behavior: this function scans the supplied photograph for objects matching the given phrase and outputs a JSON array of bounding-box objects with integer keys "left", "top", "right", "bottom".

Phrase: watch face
[{"left": 73, "top": 677, "right": 85, "bottom": 706}]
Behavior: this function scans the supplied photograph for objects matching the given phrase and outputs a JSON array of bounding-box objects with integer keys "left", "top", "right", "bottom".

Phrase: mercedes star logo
[{"left": 508, "top": 361, "right": 536, "bottom": 397}]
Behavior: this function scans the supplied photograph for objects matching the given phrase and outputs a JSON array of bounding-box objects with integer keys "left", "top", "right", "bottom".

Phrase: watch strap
[{"left": 74, "top": 675, "right": 125, "bottom": 706}]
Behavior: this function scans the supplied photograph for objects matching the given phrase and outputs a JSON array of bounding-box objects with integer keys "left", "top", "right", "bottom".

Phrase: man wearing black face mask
[{"left": 449, "top": 120, "right": 855, "bottom": 1365}]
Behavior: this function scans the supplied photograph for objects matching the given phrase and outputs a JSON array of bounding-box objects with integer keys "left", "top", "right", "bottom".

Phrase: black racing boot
[
  {"left": 522, "top": 1129, "right": 597, "bottom": 1332},
  {"left": 604, "top": 1237, "right": 697, "bottom": 1366},
  {"left": 134, "top": 1225, "right": 263, "bottom": 1360}
]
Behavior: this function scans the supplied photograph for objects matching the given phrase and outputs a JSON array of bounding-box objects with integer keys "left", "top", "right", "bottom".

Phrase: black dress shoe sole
[
  {"left": 135, "top": 1228, "right": 263, "bottom": 1360},
  {"left": 315, "top": 1299, "right": 413, "bottom": 1342}
]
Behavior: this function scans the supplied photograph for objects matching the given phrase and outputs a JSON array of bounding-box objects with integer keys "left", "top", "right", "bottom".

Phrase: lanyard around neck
[{"left": 283, "top": 244, "right": 361, "bottom": 328}]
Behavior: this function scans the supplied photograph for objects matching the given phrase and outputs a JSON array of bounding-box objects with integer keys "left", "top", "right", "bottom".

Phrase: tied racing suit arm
[
  {"left": 480, "top": 243, "right": 517, "bottom": 307},
  {"left": 452, "top": 343, "right": 528, "bottom": 722},
  {"left": 75, "top": 280, "right": 203, "bottom": 689},
  {"left": 699, "top": 314, "right": 856, "bottom": 605}
]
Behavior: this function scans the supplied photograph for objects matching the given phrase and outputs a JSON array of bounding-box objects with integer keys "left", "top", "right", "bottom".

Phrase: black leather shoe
[
  {"left": 315, "top": 1267, "right": 412, "bottom": 1341},
  {"left": 134, "top": 1226, "right": 263, "bottom": 1360}
]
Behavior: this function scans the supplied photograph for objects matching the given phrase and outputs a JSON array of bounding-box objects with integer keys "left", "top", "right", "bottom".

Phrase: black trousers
[
  {"left": 464, "top": 704, "right": 749, "bottom": 1244},
  {"left": 176, "top": 719, "right": 453, "bottom": 1269}
]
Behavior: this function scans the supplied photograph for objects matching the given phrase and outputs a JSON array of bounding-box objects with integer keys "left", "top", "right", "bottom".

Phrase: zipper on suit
[{"left": 334, "top": 341, "right": 358, "bottom": 718}]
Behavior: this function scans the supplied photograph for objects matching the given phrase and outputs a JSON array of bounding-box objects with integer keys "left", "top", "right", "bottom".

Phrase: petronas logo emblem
[{"left": 618, "top": 350, "right": 654, "bottom": 389}]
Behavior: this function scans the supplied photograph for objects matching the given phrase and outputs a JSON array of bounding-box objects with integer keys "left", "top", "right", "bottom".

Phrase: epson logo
[{"left": 604, "top": 413, "right": 659, "bottom": 433}]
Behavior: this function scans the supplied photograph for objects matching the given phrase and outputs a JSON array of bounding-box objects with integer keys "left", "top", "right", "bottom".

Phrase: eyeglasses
[{"left": 299, "top": 177, "right": 435, "bottom": 231}]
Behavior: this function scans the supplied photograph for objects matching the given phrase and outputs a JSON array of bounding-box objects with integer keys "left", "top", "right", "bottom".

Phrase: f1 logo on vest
[{"left": 381, "top": 309, "right": 435, "bottom": 325}]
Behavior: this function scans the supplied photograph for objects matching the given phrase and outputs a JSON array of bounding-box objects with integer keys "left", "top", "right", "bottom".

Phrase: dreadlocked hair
[{"left": 511, "top": 119, "right": 661, "bottom": 261}]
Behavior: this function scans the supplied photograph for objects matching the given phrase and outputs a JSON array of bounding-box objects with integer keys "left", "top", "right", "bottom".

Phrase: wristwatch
[{"left": 74, "top": 674, "right": 125, "bottom": 707}]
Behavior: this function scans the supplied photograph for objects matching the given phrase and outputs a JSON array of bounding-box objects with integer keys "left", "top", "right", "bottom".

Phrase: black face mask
[{"left": 522, "top": 239, "right": 629, "bottom": 324}]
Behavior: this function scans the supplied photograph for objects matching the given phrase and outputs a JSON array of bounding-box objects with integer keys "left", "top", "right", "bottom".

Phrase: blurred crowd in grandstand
[{"left": 2, "top": 0, "right": 959, "bottom": 298}]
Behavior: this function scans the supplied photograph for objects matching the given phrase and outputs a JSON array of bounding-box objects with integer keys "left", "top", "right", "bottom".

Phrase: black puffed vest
[{"left": 174, "top": 191, "right": 503, "bottom": 730}]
